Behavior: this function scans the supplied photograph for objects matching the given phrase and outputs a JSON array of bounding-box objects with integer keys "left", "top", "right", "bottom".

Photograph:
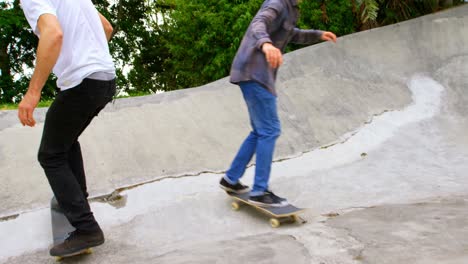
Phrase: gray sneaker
[
  {"left": 248, "top": 190, "right": 288, "bottom": 207},
  {"left": 219, "top": 178, "right": 250, "bottom": 194},
  {"left": 50, "top": 229, "right": 105, "bottom": 257}
]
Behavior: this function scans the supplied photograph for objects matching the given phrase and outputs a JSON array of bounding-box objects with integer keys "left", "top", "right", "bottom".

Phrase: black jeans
[{"left": 38, "top": 78, "right": 116, "bottom": 232}]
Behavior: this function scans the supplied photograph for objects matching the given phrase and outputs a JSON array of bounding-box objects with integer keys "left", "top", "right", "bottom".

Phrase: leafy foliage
[
  {"left": 356, "top": 0, "right": 467, "bottom": 27},
  {"left": 356, "top": 0, "right": 383, "bottom": 23},
  {"left": 159, "top": 0, "right": 263, "bottom": 89},
  {"left": 0, "top": 0, "right": 56, "bottom": 103},
  {"left": 0, "top": 0, "right": 465, "bottom": 104},
  {"left": 298, "top": 0, "right": 356, "bottom": 37}
]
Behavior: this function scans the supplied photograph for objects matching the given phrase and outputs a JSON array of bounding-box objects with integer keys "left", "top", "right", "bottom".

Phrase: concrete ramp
[{"left": 0, "top": 5, "right": 467, "bottom": 263}]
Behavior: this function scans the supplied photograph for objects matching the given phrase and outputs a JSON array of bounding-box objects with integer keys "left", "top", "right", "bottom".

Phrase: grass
[
  {"left": 0, "top": 104, "right": 17, "bottom": 110},
  {"left": 0, "top": 99, "right": 54, "bottom": 111},
  {"left": 0, "top": 91, "right": 156, "bottom": 110},
  {"left": 116, "top": 91, "right": 155, "bottom": 99}
]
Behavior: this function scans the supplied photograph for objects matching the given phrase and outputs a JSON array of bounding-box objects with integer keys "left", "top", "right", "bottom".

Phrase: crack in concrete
[
  {"left": 338, "top": 206, "right": 377, "bottom": 213},
  {"left": 89, "top": 169, "right": 226, "bottom": 204},
  {"left": 274, "top": 109, "right": 393, "bottom": 166},
  {"left": 286, "top": 234, "right": 314, "bottom": 260},
  {"left": 345, "top": 232, "right": 368, "bottom": 262},
  {"left": 0, "top": 214, "right": 19, "bottom": 222},
  {"left": 326, "top": 224, "right": 369, "bottom": 263},
  {"left": 0, "top": 108, "right": 394, "bottom": 222},
  {"left": 91, "top": 109, "right": 392, "bottom": 205},
  {"left": 89, "top": 105, "right": 391, "bottom": 205},
  {"left": 319, "top": 109, "right": 391, "bottom": 150},
  {"left": 288, "top": 227, "right": 367, "bottom": 264}
]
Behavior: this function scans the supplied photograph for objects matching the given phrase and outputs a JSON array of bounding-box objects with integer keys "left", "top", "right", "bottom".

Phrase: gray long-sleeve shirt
[{"left": 230, "top": 0, "right": 323, "bottom": 95}]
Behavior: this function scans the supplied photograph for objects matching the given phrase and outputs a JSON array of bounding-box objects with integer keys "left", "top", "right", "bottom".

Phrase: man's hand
[
  {"left": 321, "top": 31, "right": 337, "bottom": 43},
  {"left": 18, "top": 90, "right": 41, "bottom": 127},
  {"left": 262, "top": 42, "right": 283, "bottom": 69}
]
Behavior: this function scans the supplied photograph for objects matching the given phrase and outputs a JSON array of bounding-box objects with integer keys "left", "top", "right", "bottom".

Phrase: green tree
[
  {"left": 93, "top": 0, "right": 176, "bottom": 95},
  {"left": 1, "top": 0, "right": 465, "bottom": 104},
  {"left": 354, "top": 0, "right": 466, "bottom": 28},
  {"left": 162, "top": 0, "right": 263, "bottom": 89},
  {"left": 165, "top": 0, "right": 357, "bottom": 89},
  {"left": 298, "top": 0, "right": 356, "bottom": 37},
  {"left": 123, "top": 1, "right": 174, "bottom": 94},
  {"left": 0, "top": 0, "right": 56, "bottom": 104}
]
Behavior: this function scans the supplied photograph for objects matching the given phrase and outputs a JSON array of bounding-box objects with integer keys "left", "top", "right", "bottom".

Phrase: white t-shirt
[{"left": 21, "top": 0, "right": 115, "bottom": 90}]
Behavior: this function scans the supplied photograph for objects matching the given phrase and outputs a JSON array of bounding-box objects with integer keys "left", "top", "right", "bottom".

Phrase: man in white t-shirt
[{"left": 18, "top": 0, "right": 116, "bottom": 257}]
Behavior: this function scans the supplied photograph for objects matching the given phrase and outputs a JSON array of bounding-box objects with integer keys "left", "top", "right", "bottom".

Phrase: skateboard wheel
[
  {"left": 291, "top": 215, "right": 299, "bottom": 223},
  {"left": 231, "top": 202, "right": 240, "bottom": 211},
  {"left": 270, "top": 218, "right": 281, "bottom": 228}
]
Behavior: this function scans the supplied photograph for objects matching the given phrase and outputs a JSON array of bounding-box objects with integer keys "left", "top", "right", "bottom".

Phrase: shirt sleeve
[
  {"left": 251, "top": 1, "right": 285, "bottom": 50},
  {"left": 290, "top": 28, "right": 324, "bottom": 45},
  {"left": 20, "top": 0, "right": 57, "bottom": 36}
]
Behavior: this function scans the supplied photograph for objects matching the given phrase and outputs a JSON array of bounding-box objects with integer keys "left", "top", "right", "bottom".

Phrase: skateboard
[
  {"left": 226, "top": 192, "right": 307, "bottom": 228},
  {"left": 50, "top": 197, "right": 92, "bottom": 260}
]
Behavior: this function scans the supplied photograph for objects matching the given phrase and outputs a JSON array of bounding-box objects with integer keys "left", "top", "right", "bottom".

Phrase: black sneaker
[
  {"left": 219, "top": 177, "right": 250, "bottom": 194},
  {"left": 248, "top": 190, "right": 289, "bottom": 207},
  {"left": 50, "top": 229, "right": 105, "bottom": 257}
]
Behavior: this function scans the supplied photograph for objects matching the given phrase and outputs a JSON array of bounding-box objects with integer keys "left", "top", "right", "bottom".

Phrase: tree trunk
[
  {"left": 0, "top": 39, "right": 13, "bottom": 102},
  {"left": 0, "top": 41, "right": 11, "bottom": 80},
  {"left": 440, "top": 0, "right": 453, "bottom": 7},
  {"left": 320, "top": 1, "right": 329, "bottom": 23}
]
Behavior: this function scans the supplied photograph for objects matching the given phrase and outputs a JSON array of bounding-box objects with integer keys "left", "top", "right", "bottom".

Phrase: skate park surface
[{"left": 1, "top": 5, "right": 467, "bottom": 263}]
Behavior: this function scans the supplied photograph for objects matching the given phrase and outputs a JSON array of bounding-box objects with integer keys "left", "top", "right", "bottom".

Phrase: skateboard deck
[
  {"left": 226, "top": 192, "right": 307, "bottom": 227},
  {"left": 50, "top": 197, "right": 92, "bottom": 260}
]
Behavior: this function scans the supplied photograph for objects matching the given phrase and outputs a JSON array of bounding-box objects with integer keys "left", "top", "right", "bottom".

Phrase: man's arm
[
  {"left": 18, "top": 14, "right": 63, "bottom": 127},
  {"left": 291, "top": 28, "right": 337, "bottom": 44},
  {"left": 251, "top": 1, "right": 286, "bottom": 50},
  {"left": 98, "top": 12, "right": 113, "bottom": 42},
  {"left": 251, "top": 6, "right": 280, "bottom": 50},
  {"left": 250, "top": 4, "right": 284, "bottom": 69}
]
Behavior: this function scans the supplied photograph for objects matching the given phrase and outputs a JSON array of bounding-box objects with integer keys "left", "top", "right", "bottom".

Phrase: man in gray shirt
[{"left": 220, "top": 0, "right": 337, "bottom": 207}]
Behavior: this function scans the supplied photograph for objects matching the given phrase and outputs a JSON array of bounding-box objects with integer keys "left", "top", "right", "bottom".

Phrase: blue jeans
[{"left": 226, "top": 81, "right": 281, "bottom": 196}]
